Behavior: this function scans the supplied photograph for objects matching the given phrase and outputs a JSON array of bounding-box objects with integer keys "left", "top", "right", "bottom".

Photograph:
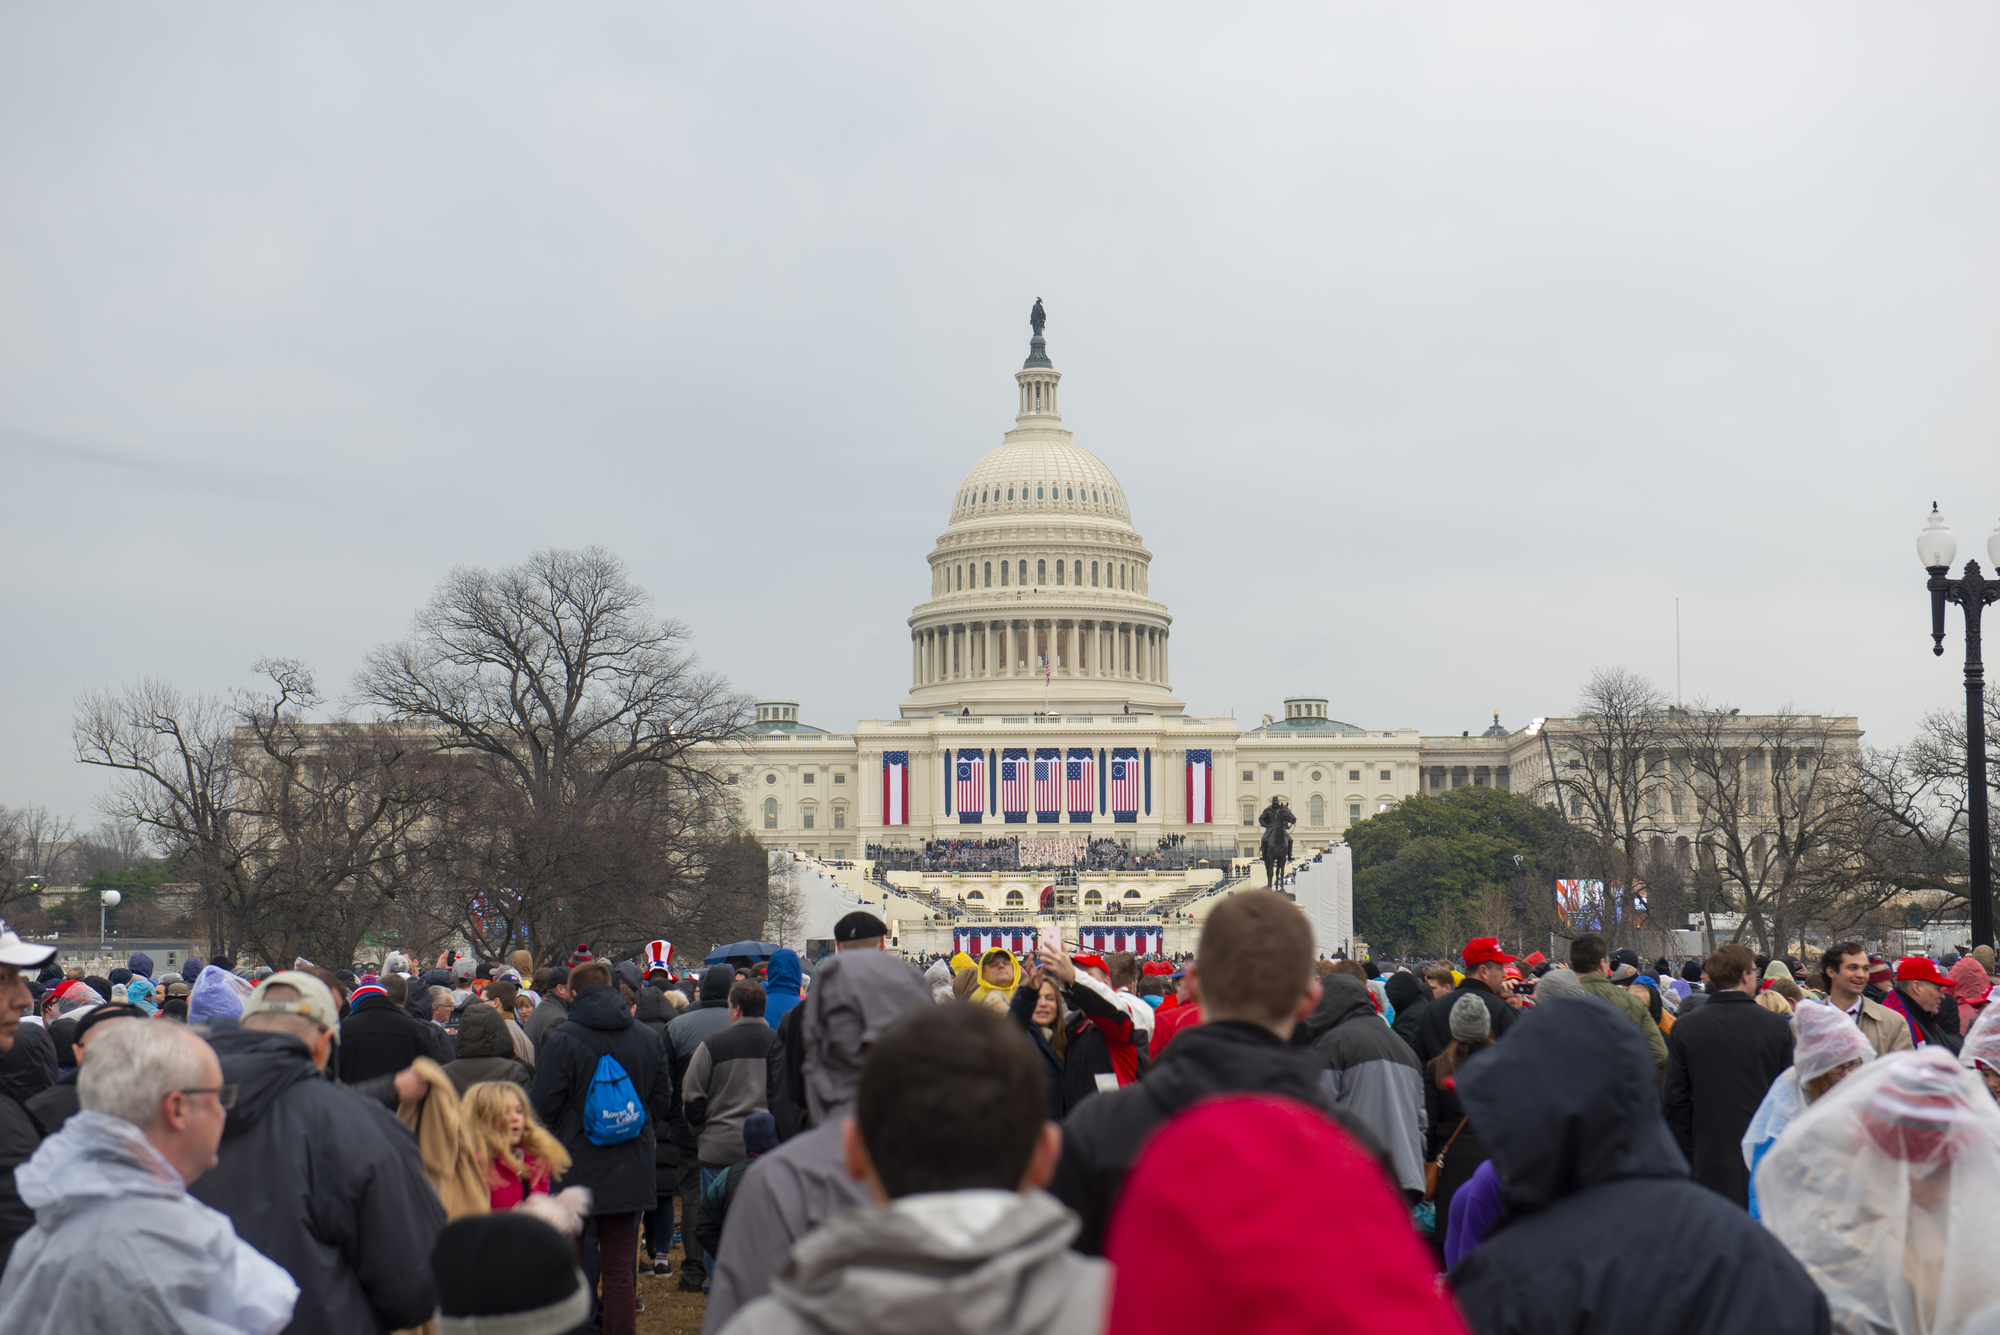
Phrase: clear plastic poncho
[{"left": 1758, "top": 1048, "right": 2000, "bottom": 1334}]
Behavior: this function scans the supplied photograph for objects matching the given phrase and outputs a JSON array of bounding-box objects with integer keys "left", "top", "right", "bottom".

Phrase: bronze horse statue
[{"left": 1258, "top": 796, "right": 1295, "bottom": 890}]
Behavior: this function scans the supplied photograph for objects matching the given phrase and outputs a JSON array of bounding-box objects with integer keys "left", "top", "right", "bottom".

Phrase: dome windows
[
  {"left": 1066, "top": 487, "right": 1073, "bottom": 500},
  {"left": 1036, "top": 486, "right": 1044, "bottom": 499},
  {"left": 1007, "top": 488, "right": 1013, "bottom": 500},
  {"left": 1091, "top": 561, "right": 1099, "bottom": 586}
]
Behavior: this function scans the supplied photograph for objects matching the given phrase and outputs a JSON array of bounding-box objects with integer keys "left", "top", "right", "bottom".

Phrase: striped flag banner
[
  {"left": 1065, "top": 748, "right": 1095, "bottom": 822},
  {"left": 1000, "top": 748, "right": 1030, "bottom": 823},
  {"left": 1186, "top": 749, "right": 1212, "bottom": 824},
  {"left": 882, "top": 751, "right": 909, "bottom": 826},
  {"left": 1080, "top": 925, "right": 1163, "bottom": 955},
  {"left": 955, "top": 749, "right": 985, "bottom": 824},
  {"left": 1110, "top": 747, "right": 1140, "bottom": 822},
  {"left": 953, "top": 926, "right": 1048, "bottom": 958},
  {"left": 1034, "top": 747, "right": 1062, "bottom": 824}
]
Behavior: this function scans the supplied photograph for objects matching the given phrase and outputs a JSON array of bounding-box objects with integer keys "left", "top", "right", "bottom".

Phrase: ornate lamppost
[{"left": 1918, "top": 505, "right": 2000, "bottom": 947}]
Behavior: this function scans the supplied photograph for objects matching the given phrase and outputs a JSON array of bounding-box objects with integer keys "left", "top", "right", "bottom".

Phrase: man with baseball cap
[
  {"left": 831, "top": 910, "right": 887, "bottom": 949},
  {"left": 191, "top": 970, "right": 446, "bottom": 1335},
  {"left": 1414, "top": 937, "right": 1519, "bottom": 1065},
  {"left": 1881, "top": 955, "right": 1959, "bottom": 1052},
  {"left": 0, "top": 917, "right": 57, "bottom": 1271}
]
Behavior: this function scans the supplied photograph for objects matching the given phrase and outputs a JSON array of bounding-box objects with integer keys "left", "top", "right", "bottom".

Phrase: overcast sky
[{"left": 4, "top": 4, "right": 1998, "bottom": 825}]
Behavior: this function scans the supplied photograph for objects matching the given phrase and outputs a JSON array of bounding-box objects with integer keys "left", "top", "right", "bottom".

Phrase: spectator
[
  {"left": 461, "top": 1080, "right": 571, "bottom": 1211},
  {"left": 482, "top": 980, "right": 538, "bottom": 1067},
  {"left": 635, "top": 972, "right": 681, "bottom": 1276},
  {"left": 1740, "top": 1000, "right": 1873, "bottom": 1217},
  {"left": 665, "top": 963, "right": 738, "bottom": 1289},
  {"left": 763, "top": 949, "right": 804, "bottom": 1028},
  {"left": 441, "top": 1002, "right": 534, "bottom": 1095},
  {"left": 1950, "top": 955, "right": 1991, "bottom": 1033},
  {"left": 1881, "top": 956, "right": 1961, "bottom": 1053},
  {"left": 1103, "top": 952, "right": 1156, "bottom": 1042},
  {"left": 1008, "top": 970, "right": 1069, "bottom": 1120},
  {"left": 684, "top": 979, "right": 776, "bottom": 1276},
  {"left": 711, "top": 1004, "right": 1107, "bottom": 1335},
  {"left": 1570, "top": 934, "right": 1668, "bottom": 1077},
  {"left": 1299, "top": 971, "right": 1426, "bottom": 1198},
  {"left": 1036, "top": 946, "right": 1144, "bottom": 1103},
  {"left": 1759, "top": 1048, "right": 2000, "bottom": 1331},
  {"left": 1965, "top": 1004, "right": 2000, "bottom": 1101},
  {"left": 702, "top": 950, "right": 931, "bottom": 1332},
  {"left": 957, "top": 947, "right": 1022, "bottom": 1013},
  {"left": 1384, "top": 969, "right": 1430, "bottom": 1057},
  {"left": 191, "top": 971, "right": 446, "bottom": 1335},
  {"left": 23, "top": 1002, "right": 146, "bottom": 1135},
  {"left": 1148, "top": 965, "right": 1201, "bottom": 1061},
  {"left": 1533, "top": 966, "right": 1584, "bottom": 1002},
  {"left": 522, "top": 966, "right": 572, "bottom": 1055},
  {"left": 339, "top": 974, "right": 446, "bottom": 1085},
  {"left": 694, "top": 1110, "right": 778, "bottom": 1267},
  {"left": 0, "top": 919, "right": 57, "bottom": 1272},
  {"left": 1662, "top": 943, "right": 1795, "bottom": 1208},
  {"left": 1820, "top": 941, "right": 1911, "bottom": 1056},
  {"left": 0, "top": 1022, "right": 299, "bottom": 1333},
  {"left": 1414, "top": 939, "right": 1517, "bottom": 1065},
  {"left": 1448, "top": 997, "right": 1828, "bottom": 1334},
  {"left": 528, "top": 958, "right": 673, "bottom": 1335},
  {"left": 1104, "top": 1094, "right": 1466, "bottom": 1335},
  {"left": 1426, "top": 993, "right": 1495, "bottom": 1251},
  {"left": 1050, "top": 891, "right": 1388, "bottom": 1256}
]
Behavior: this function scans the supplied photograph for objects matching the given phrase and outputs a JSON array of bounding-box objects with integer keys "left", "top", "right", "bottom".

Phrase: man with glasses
[
  {"left": 0, "top": 1019, "right": 300, "bottom": 1332},
  {"left": 0, "top": 918, "right": 58, "bottom": 1272},
  {"left": 190, "top": 971, "right": 446, "bottom": 1335}
]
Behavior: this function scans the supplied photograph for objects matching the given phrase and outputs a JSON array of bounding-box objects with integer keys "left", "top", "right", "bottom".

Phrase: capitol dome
[{"left": 902, "top": 316, "right": 1180, "bottom": 719}]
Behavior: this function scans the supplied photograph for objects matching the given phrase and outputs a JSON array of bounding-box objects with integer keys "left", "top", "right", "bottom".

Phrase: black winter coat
[
  {"left": 1423, "top": 1048, "right": 1488, "bottom": 1234},
  {"left": 1390, "top": 989, "right": 1432, "bottom": 1060},
  {"left": 1449, "top": 998, "right": 1827, "bottom": 1335},
  {"left": 1662, "top": 990, "right": 1794, "bottom": 1207},
  {"left": 1006, "top": 983, "right": 1066, "bottom": 1121},
  {"left": 529, "top": 984, "right": 675, "bottom": 1217},
  {"left": 0, "top": 1090, "right": 39, "bottom": 1275},
  {"left": 23, "top": 1072, "right": 78, "bottom": 1135},
  {"left": 191, "top": 1029, "right": 447, "bottom": 1335},
  {"left": 1050, "top": 1020, "right": 1388, "bottom": 1256},
  {"left": 1415, "top": 979, "right": 1516, "bottom": 1065},
  {"left": 636, "top": 985, "right": 683, "bottom": 1193},
  {"left": 338, "top": 993, "right": 445, "bottom": 1085}
]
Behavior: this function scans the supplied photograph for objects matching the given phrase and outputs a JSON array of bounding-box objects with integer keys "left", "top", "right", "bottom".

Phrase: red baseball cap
[
  {"left": 1895, "top": 956, "right": 1951, "bottom": 988},
  {"left": 1462, "top": 938, "right": 1517, "bottom": 968},
  {"left": 1072, "top": 952, "right": 1108, "bottom": 974}
]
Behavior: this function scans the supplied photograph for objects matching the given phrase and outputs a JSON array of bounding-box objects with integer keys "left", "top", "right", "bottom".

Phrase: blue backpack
[{"left": 582, "top": 1051, "right": 647, "bottom": 1146}]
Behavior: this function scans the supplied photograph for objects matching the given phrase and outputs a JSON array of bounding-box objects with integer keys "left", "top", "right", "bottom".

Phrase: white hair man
[
  {"left": 189, "top": 971, "right": 446, "bottom": 1335},
  {"left": 0, "top": 1021, "right": 299, "bottom": 1333}
]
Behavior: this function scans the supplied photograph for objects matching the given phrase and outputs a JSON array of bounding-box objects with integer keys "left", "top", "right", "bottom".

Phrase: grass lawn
[{"left": 634, "top": 1268, "right": 707, "bottom": 1335}]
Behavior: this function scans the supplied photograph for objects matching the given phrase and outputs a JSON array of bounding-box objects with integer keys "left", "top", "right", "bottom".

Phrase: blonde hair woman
[{"left": 462, "top": 1081, "right": 571, "bottom": 1211}]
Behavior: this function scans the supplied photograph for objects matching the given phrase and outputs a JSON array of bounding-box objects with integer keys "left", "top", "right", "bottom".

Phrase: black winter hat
[
  {"left": 453, "top": 1003, "right": 513, "bottom": 1060},
  {"left": 833, "top": 910, "right": 887, "bottom": 943},
  {"left": 432, "top": 1213, "right": 588, "bottom": 1335},
  {"left": 699, "top": 964, "right": 735, "bottom": 1001},
  {"left": 1608, "top": 947, "right": 1641, "bottom": 969},
  {"left": 1383, "top": 972, "right": 1423, "bottom": 1011}
]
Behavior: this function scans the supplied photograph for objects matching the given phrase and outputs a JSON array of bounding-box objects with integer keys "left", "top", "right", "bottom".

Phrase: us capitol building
[{"left": 748, "top": 317, "right": 1524, "bottom": 955}]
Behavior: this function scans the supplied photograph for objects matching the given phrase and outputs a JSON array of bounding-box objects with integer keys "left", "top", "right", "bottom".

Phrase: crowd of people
[
  {"left": 866, "top": 836, "right": 1216, "bottom": 877},
  {"left": 2, "top": 907, "right": 1998, "bottom": 1334}
]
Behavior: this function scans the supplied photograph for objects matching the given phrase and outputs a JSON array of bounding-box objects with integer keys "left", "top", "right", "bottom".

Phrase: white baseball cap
[{"left": 0, "top": 920, "right": 56, "bottom": 970}]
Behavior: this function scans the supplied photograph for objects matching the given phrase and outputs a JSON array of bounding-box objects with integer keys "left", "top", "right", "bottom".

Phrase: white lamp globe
[
  {"left": 1918, "top": 506, "right": 1958, "bottom": 571},
  {"left": 100, "top": 889, "right": 121, "bottom": 908}
]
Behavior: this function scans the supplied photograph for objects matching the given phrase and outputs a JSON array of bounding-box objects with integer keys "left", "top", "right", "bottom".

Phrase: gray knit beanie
[
  {"left": 1535, "top": 967, "right": 1585, "bottom": 1001},
  {"left": 1449, "top": 992, "right": 1493, "bottom": 1042}
]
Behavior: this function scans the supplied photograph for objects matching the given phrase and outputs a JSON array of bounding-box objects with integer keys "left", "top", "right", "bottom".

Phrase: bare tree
[
  {"left": 766, "top": 852, "right": 807, "bottom": 948},
  {"left": 353, "top": 548, "right": 751, "bottom": 964},
  {"left": 1668, "top": 706, "right": 1862, "bottom": 956},
  {"left": 7, "top": 806, "right": 78, "bottom": 883},
  {"left": 1544, "top": 668, "right": 1677, "bottom": 945},
  {"left": 0, "top": 807, "right": 26, "bottom": 921},
  {"left": 76, "top": 661, "right": 441, "bottom": 965}
]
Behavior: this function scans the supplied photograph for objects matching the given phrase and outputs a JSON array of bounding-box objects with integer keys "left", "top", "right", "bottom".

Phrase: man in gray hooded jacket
[
  {"left": 702, "top": 950, "right": 931, "bottom": 1333},
  {"left": 1301, "top": 972, "right": 1427, "bottom": 1196},
  {"left": 712, "top": 1003, "right": 1105, "bottom": 1335}
]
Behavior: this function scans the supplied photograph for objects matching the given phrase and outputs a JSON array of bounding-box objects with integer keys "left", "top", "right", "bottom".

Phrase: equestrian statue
[{"left": 1258, "top": 795, "right": 1295, "bottom": 891}]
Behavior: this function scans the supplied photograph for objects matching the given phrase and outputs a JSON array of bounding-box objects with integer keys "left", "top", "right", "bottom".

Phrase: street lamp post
[
  {"left": 100, "top": 889, "right": 121, "bottom": 955},
  {"left": 1918, "top": 505, "right": 2000, "bottom": 948}
]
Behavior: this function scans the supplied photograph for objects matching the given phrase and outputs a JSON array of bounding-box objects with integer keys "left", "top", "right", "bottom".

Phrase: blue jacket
[{"left": 764, "top": 950, "right": 804, "bottom": 1028}]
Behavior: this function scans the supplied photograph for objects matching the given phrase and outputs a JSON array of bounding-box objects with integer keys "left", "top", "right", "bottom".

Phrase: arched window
[
  {"left": 763, "top": 797, "right": 778, "bottom": 829},
  {"left": 1091, "top": 561, "right": 1099, "bottom": 586},
  {"left": 1036, "top": 486, "right": 1044, "bottom": 499},
  {"left": 1055, "top": 560, "right": 1064, "bottom": 585},
  {"left": 1123, "top": 889, "right": 1142, "bottom": 900},
  {"left": 967, "top": 889, "right": 985, "bottom": 901},
  {"left": 1005, "top": 889, "right": 1025, "bottom": 908},
  {"left": 1084, "top": 889, "right": 1102, "bottom": 905},
  {"left": 984, "top": 562, "right": 992, "bottom": 587},
  {"left": 1066, "top": 487, "right": 1073, "bottom": 500},
  {"left": 1309, "top": 794, "right": 1326, "bottom": 826},
  {"left": 1037, "top": 560, "right": 1046, "bottom": 585},
  {"left": 1001, "top": 562, "right": 1010, "bottom": 586},
  {"left": 1018, "top": 560, "right": 1027, "bottom": 585},
  {"left": 832, "top": 803, "right": 847, "bottom": 830},
  {"left": 956, "top": 565, "right": 963, "bottom": 590},
  {"left": 800, "top": 802, "right": 816, "bottom": 830},
  {"left": 1120, "top": 565, "right": 1127, "bottom": 589},
  {"left": 1007, "top": 487, "right": 1013, "bottom": 500}
]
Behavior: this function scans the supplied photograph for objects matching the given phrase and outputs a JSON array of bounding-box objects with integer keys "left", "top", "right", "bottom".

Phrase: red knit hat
[
  {"left": 1895, "top": 956, "right": 1951, "bottom": 988},
  {"left": 1105, "top": 1095, "right": 1470, "bottom": 1334},
  {"left": 567, "top": 943, "right": 594, "bottom": 967},
  {"left": 1462, "top": 937, "right": 1517, "bottom": 968}
]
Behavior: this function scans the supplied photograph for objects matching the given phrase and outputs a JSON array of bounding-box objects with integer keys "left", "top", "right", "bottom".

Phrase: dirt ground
[{"left": 634, "top": 1269, "right": 707, "bottom": 1335}]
